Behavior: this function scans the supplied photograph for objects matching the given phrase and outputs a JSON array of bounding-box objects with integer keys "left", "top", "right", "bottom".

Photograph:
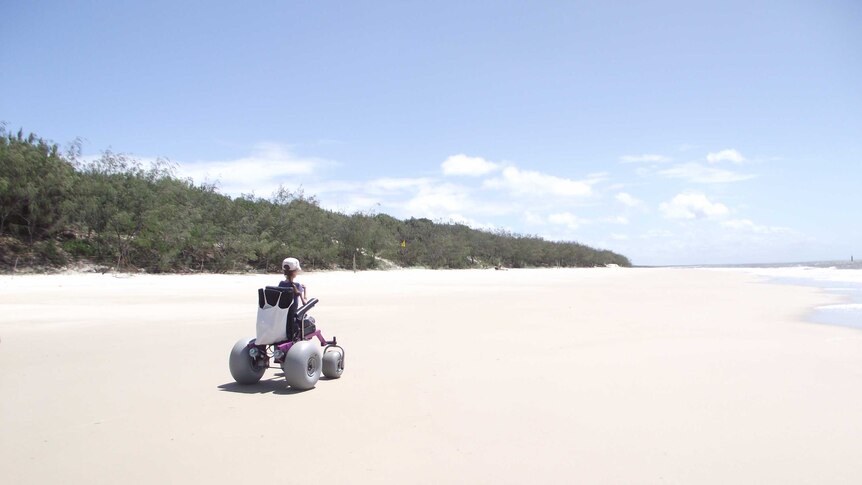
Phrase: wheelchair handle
[{"left": 296, "top": 298, "right": 318, "bottom": 320}]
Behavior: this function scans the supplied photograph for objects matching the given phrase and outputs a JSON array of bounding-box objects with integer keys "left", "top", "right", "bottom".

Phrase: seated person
[
  {"left": 278, "top": 257, "right": 315, "bottom": 340},
  {"left": 279, "top": 257, "right": 307, "bottom": 306}
]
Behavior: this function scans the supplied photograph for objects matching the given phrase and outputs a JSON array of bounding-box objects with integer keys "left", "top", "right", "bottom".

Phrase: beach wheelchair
[{"left": 228, "top": 286, "right": 344, "bottom": 390}]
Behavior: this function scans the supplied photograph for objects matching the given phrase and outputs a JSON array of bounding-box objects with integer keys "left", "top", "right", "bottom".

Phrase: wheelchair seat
[{"left": 256, "top": 286, "right": 318, "bottom": 344}]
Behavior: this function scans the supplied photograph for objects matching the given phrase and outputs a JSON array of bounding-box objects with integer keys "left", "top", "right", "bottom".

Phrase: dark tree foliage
[
  {"left": 0, "top": 127, "right": 632, "bottom": 272},
  {"left": 0, "top": 128, "right": 75, "bottom": 243}
]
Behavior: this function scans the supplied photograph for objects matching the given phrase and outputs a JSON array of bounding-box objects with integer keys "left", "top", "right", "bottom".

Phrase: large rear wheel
[
  {"left": 281, "top": 340, "right": 322, "bottom": 390},
  {"left": 229, "top": 337, "right": 266, "bottom": 384}
]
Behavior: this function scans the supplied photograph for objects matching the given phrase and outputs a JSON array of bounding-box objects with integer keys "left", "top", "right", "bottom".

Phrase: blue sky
[{"left": 2, "top": 0, "right": 860, "bottom": 265}]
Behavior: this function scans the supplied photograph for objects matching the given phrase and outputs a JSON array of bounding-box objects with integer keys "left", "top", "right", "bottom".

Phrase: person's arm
[{"left": 295, "top": 282, "right": 308, "bottom": 305}]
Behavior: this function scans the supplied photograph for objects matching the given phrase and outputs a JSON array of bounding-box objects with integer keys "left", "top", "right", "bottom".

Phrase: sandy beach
[{"left": 1, "top": 268, "right": 861, "bottom": 484}]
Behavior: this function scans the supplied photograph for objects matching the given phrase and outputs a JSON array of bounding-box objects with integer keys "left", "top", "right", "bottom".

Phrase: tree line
[{"left": 0, "top": 127, "right": 631, "bottom": 272}]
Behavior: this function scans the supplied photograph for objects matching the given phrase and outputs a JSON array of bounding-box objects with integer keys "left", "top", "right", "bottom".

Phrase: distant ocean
[{"left": 707, "top": 261, "right": 862, "bottom": 331}]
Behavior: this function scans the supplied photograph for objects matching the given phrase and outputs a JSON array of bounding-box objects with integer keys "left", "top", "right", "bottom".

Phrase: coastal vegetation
[{"left": 0, "top": 127, "right": 631, "bottom": 272}]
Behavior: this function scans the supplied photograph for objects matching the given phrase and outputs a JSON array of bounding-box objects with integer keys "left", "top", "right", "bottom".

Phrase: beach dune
[{"left": 1, "top": 268, "right": 861, "bottom": 484}]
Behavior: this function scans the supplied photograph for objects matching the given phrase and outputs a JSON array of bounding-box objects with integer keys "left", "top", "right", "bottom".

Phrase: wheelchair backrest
[
  {"left": 255, "top": 286, "right": 301, "bottom": 344},
  {"left": 259, "top": 285, "right": 296, "bottom": 310}
]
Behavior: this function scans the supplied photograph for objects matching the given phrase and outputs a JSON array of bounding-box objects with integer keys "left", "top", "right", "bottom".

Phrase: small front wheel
[
  {"left": 229, "top": 337, "right": 266, "bottom": 384},
  {"left": 322, "top": 347, "right": 344, "bottom": 379}
]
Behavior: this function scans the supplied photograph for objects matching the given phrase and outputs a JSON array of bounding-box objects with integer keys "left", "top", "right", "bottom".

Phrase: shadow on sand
[{"left": 218, "top": 372, "right": 337, "bottom": 395}]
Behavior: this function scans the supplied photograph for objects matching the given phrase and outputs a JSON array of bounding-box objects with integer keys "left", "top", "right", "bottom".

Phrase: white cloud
[
  {"left": 441, "top": 154, "right": 501, "bottom": 176},
  {"left": 659, "top": 192, "right": 729, "bottom": 220},
  {"left": 548, "top": 212, "right": 589, "bottom": 230},
  {"left": 315, "top": 173, "right": 520, "bottom": 221},
  {"left": 446, "top": 214, "right": 497, "bottom": 231},
  {"left": 366, "top": 177, "right": 433, "bottom": 193},
  {"left": 177, "top": 142, "right": 327, "bottom": 196},
  {"left": 620, "top": 154, "right": 672, "bottom": 163},
  {"left": 603, "top": 216, "right": 629, "bottom": 225},
  {"left": 643, "top": 229, "right": 675, "bottom": 239},
  {"left": 615, "top": 192, "right": 644, "bottom": 208},
  {"left": 338, "top": 195, "right": 381, "bottom": 213},
  {"left": 522, "top": 209, "right": 622, "bottom": 230},
  {"left": 706, "top": 149, "right": 746, "bottom": 164},
  {"left": 524, "top": 211, "right": 546, "bottom": 225},
  {"left": 721, "top": 219, "right": 791, "bottom": 234},
  {"left": 658, "top": 162, "right": 755, "bottom": 183},
  {"left": 404, "top": 183, "right": 471, "bottom": 216},
  {"left": 485, "top": 166, "right": 593, "bottom": 197},
  {"left": 396, "top": 194, "right": 501, "bottom": 231},
  {"left": 587, "top": 172, "right": 610, "bottom": 182}
]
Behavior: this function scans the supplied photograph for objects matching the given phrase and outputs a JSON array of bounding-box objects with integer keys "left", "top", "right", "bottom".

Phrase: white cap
[{"left": 282, "top": 257, "right": 301, "bottom": 271}]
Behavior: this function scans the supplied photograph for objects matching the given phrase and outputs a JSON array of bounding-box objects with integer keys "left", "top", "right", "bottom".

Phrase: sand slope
[{"left": 1, "top": 268, "right": 861, "bottom": 484}]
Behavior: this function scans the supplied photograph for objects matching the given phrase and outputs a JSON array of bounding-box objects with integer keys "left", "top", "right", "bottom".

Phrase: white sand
[{"left": 2, "top": 268, "right": 861, "bottom": 484}]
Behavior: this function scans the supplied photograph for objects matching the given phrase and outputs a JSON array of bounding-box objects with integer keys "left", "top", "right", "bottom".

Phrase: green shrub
[
  {"left": 62, "top": 239, "right": 96, "bottom": 259},
  {"left": 34, "top": 240, "right": 67, "bottom": 266}
]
